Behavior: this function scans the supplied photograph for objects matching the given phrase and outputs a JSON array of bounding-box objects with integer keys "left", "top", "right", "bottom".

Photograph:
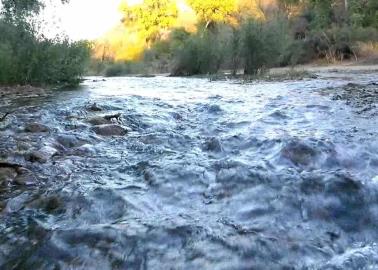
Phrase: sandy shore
[{"left": 269, "top": 63, "right": 378, "bottom": 75}]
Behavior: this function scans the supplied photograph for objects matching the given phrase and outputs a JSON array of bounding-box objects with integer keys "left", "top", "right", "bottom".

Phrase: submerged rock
[
  {"left": 72, "top": 144, "right": 96, "bottom": 156},
  {"left": 4, "top": 193, "right": 30, "bottom": 213},
  {"left": 280, "top": 139, "right": 318, "bottom": 166},
  {"left": 202, "top": 137, "right": 223, "bottom": 152},
  {"left": 0, "top": 167, "right": 17, "bottom": 184},
  {"left": 208, "top": 104, "right": 222, "bottom": 113},
  {"left": 88, "top": 113, "right": 122, "bottom": 126},
  {"left": 13, "top": 167, "right": 37, "bottom": 186},
  {"left": 0, "top": 163, "right": 37, "bottom": 186},
  {"left": 87, "top": 116, "right": 111, "bottom": 126},
  {"left": 92, "top": 124, "right": 128, "bottom": 136},
  {"left": 56, "top": 134, "right": 85, "bottom": 148},
  {"left": 24, "top": 122, "right": 50, "bottom": 133},
  {"left": 87, "top": 103, "right": 103, "bottom": 112},
  {"left": 25, "top": 146, "right": 58, "bottom": 163},
  {"left": 29, "top": 195, "right": 64, "bottom": 213}
]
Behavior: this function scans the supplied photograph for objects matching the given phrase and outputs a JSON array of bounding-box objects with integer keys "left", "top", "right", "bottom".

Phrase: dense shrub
[
  {"left": 171, "top": 26, "right": 231, "bottom": 76},
  {"left": 143, "top": 40, "right": 173, "bottom": 73},
  {"left": 0, "top": 1, "right": 91, "bottom": 86},
  {"left": 305, "top": 26, "right": 378, "bottom": 62},
  {"left": 104, "top": 61, "right": 144, "bottom": 77},
  {"left": 88, "top": 0, "right": 378, "bottom": 76},
  {"left": 239, "top": 17, "right": 294, "bottom": 74}
]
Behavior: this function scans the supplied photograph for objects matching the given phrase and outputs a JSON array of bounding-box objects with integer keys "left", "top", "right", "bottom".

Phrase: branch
[
  {"left": 0, "top": 162, "right": 22, "bottom": 169},
  {"left": 0, "top": 112, "right": 10, "bottom": 122}
]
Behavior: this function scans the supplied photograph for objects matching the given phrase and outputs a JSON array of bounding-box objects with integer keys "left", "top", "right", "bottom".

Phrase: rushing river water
[{"left": 0, "top": 71, "right": 378, "bottom": 269}]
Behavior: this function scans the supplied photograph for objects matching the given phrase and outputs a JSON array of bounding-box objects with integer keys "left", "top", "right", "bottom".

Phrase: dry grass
[{"left": 355, "top": 41, "right": 378, "bottom": 58}]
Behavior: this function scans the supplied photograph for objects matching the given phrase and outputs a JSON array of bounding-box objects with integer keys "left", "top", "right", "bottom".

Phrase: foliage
[
  {"left": 305, "top": 25, "right": 378, "bottom": 62},
  {"left": 0, "top": 0, "right": 91, "bottom": 86},
  {"left": 348, "top": 0, "right": 378, "bottom": 28},
  {"left": 92, "top": 0, "right": 378, "bottom": 75},
  {"left": 171, "top": 27, "right": 227, "bottom": 75},
  {"left": 104, "top": 61, "right": 144, "bottom": 77},
  {"left": 1, "top": 0, "right": 43, "bottom": 22},
  {"left": 186, "top": 0, "right": 238, "bottom": 27},
  {"left": 87, "top": 58, "right": 145, "bottom": 77},
  {"left": 239, "top": 17, "right": 294, "bottom": 74},
  {"left": 92, "top": 25, "right": 146, "bottom": 61},
  {"left": 120, "top": 0, "right": 178, "bottom": 43}
]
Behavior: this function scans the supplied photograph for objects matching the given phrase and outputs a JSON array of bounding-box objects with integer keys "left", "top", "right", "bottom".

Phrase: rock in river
[
  {"left": 280, "top": 139, "right": 318, "bottom": 166},
  {"left": 92, "top": 124, "right": 128, "bottom": 136},
  {"left": 24, "top": 122, "right": 50, "bottom": 133},
  {"left": 13, "top": 167, "right": 37, "bottom": 186},
  {"left": 0, "top": 167, "right": 17, "bottom": 184},
  {"left": 88, "top": 114, "right": 122, "bottom": 126},
  {"left": 56, "top": 134, "right": 85, "bottom": 148},
  {"left": 203, "top": 137, "right": 223, "bottom": 152},
  {"left": 87, "top": 103, "right": 103, "bottom": 112},
  {"left": 0, "top": 163, "right": 37, "bottom": 186},
  {"left": 87, "top": 116, "right": 111, "bottom": 126},
  {"left": 25, "top": 146, "right": 58, "bottom": 163}
]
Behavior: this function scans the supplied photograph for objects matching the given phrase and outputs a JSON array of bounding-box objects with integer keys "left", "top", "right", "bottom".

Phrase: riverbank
[
  {"left": 269, "top": 63, "right": 378, "bottom": 75},
  {"left": 1, "top": 64, "right": 377, "bottom": 92},
  {"left": 183, "top": 63, "right": 378, "bottom": 82}
]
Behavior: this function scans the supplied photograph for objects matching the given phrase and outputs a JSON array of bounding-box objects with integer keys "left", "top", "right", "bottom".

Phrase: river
[{"left": 0, "top": 71, "right": 378, "bottom": 269}]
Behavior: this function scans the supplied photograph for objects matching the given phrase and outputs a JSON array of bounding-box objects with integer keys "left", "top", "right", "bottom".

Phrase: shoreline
[
  {"left": 102, "top": 63, "right": 378, "bottom": 79},
  {"left": 1, "top": 64, "right": 377, "bottom": 91},
  {"left": 269, "top": 63, "right": 378, "bottom": 75}
]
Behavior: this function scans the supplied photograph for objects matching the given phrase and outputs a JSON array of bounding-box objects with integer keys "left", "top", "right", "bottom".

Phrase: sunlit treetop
[
  {"left": 120, "top": 0, "right": 178, "bottom": 43},
  {"left": 186, "top": 0, "right": 238, "bottom": 27},
  {"left": 93, "top": 24, "right": 146, "bottom": 61}
]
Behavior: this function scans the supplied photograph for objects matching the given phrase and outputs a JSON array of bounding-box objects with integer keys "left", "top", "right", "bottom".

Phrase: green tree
[
  {"left": 120, "top": 0, "right": 178, "bottom": 44},
  {"left": 186, "top": 0, "right": 238, "bottom": 28},
  {"left": 348, "top": 0, "right": 378, "bottom": 28}
]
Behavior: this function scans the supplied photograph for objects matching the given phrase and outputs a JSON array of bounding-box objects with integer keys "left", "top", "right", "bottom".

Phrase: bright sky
[{"left": 42, "top": 0, "right": 123, "bottom": 41}]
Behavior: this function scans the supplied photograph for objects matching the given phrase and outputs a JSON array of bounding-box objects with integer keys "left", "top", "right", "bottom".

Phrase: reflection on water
[{"left": 0, "top": 72, "right": 378, "bottom": 269}]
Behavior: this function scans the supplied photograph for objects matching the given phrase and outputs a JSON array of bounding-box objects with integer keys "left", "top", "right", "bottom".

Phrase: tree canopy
[
  {"left": 1, "top": 0, "right": 68, "bottom": 22},
  {"left": 186, "top": 0, "right": 238, "bottom": 27},
  {"left": 120, "top": 0, "right": 178, "bottom": 43}
]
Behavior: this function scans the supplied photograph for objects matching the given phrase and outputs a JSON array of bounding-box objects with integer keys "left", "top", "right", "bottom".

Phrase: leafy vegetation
[
  {"left": 95, "top": 0, "right": 377, "bottom": 77},
  {"left": 0, "top": 0, "right": 91, "bottom": 86},
  {"left": 9, "top": 0, "right": 371, "bottom": 79},
  {"left": 186, "top": 0, "right": 237, "bottom": 27},
  {"left": 120, "top": 0, "right": 178, "bottom": 44}
]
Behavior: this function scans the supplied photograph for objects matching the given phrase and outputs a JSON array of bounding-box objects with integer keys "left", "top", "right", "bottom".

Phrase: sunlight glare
[{"left": 42, "top": 0, "right": 123, "bottom": 41}]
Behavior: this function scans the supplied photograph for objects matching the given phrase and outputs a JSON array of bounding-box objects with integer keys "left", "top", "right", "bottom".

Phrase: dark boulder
[
  {"left": 92, "top": 124, "right": 128, "bottom": 136},
  {"left": 57, "top": 134, "right": 85, "bottom": 148},
  {"left": 25, "top": 146, "right": 58, "bottom": 163},
  {"left": 24, "top": 122, "right": 50, "bottom": 133},
  {"left": 87, "top": 103, "right": 103, "bottom": 112},
  {"left": 87, "top": 116, "right": 111, "bottom": 126}
]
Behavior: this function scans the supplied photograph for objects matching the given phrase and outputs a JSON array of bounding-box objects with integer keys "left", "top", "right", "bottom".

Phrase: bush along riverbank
[
  {"left": 91, "top": 0, "right": 378, "bottom": 77},
  {"left": 0, "top": 0, "right": 91, "bottom": 87}
]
